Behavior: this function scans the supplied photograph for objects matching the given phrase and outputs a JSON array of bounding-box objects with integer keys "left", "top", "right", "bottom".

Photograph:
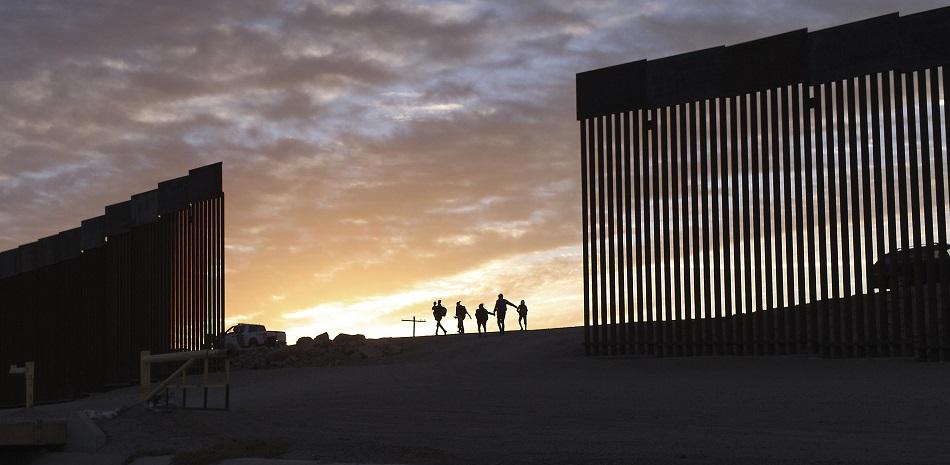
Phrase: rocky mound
[{"left": 230, "top": 332, "right": 404, "bottom": 370}]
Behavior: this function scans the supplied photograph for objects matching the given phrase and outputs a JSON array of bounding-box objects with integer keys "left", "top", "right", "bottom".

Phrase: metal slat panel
[
  {"left": 883, "top": 71, "right": 900, "bottom": 355},
  {"left": 781, "top": 86, "right": 796, "bottom": 354},
  {"left": 845, "top": 77, "right": 860, "bottom": 358},
  {"left": 686, "top": 103, "right": 698, "bottom": 354},
  {"left": 916, "top": 69, "right": 937, "bottom": 361},
  {"left": 586, "top": 120, "right": 598, "bottom": 353},
  {"left": 817, "top": 83, "right": 832, "bottom": 358},
  {"left": 894, "top": 72, "right": 911, "bottom": 356},
  {"left": 615, "top": 113, "right": 628, "bottom": 354},
  {"left": 677, "top": 104, "right": 691, "bottom": 354},
  {"left": 598, "top": 117, "right": 608, "bottom": 353},
  {"left": 740, "top": 94, "right": 755, "bottom": 355},
  {"left": 870, "top": 73, "right": 886, "bottom": 356},
  {"left": 772, "top": 87, "right": 787, "bottom": 355},
  {"left": 942, "top": 67, "right": 950, "bottom": 361},
  {"left": 762, "top": 89, "right": 776, "bottom": 355},
  {"left": 660, "top": 106, "right": 673, "bottom": 356},
  {"left": 581, "top": 121, "right": 591, "bottom": 355},
  {"left": 717, "top": 98, "right": 731, "bottom": 355},
  {"left": 683, "top": 103, "right": 698, "bottom": 355},
  {"left": 649, "top": 108, "right": 661, "bottom": 354},
  {"left": 792, "top": 84, "right": 806, "bottom": 353},
  {"left": 633, "top": 110, "right": 650, "bottom": 354},
  {"left": 803, "top": 86, "right": 818, "bottom": 353},
  {"left": 633, "top": 110, "right": 645, "bottom": 354},
  {"left": 669, "top": 106, "right": 682, "bottom": 355},
  {"left": 589, "top": 119, "right": 601, "bottom": 354},
  {"left": 606, "top": 114, "right": 617, "bottom": 353},
  {"left": 857, "top": 75, "right": 872, "bottom": 357},
  {"left": 905, "top": 72, "right": 924, "bottom": 359},
  {"left": 698, "top": 101, "right": 711, "bottom": 355},
  {"left": 623, "top": 111, "right": 635, "bottom": 353}
]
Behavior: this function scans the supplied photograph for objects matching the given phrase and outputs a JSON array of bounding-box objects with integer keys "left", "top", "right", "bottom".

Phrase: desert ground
[{"left": 3, "top": 326, "right": 950, "bottom": 465}]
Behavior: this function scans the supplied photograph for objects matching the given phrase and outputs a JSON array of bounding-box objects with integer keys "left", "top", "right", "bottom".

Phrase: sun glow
[{"left": 267, "top": 245, "right": 583, "bottom": 342}]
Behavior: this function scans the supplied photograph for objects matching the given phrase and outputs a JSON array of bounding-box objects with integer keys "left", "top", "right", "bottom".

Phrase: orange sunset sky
[{"left": 2, "top": 0, "right": 946, "bottom": 341}]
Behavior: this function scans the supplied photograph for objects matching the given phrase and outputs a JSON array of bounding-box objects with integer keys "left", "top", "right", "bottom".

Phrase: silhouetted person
[
  {"left": 474, "top": 303, "right": 493, "bottom": 335},
  {"left": 455, "top": 301, "right": 472, "bottom": 334},
  {"left": 517, "top": 300, "right": 528, "bottom": 331},
  {"left": 494, "top": 293, "right": 517, "bottom": 334},
  {"left": 432, "top": 300, "right": 448, "bottom": 335}
]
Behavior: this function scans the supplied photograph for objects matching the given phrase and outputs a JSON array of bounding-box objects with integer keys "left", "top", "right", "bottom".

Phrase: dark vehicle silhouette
[
  {"left": 869, "top": 243, "right": 950, "bottom": 290},
  {"left": 224, "top": 323, "right": 287, "bottom": 350}
]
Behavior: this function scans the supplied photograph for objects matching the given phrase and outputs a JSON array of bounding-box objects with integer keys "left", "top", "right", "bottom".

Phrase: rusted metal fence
[
  {"left": 578, "top": 8, "right": 950, "bottom": 360},
  {"left": 0, "top": 163, "right": 224, "bottom": 406}
]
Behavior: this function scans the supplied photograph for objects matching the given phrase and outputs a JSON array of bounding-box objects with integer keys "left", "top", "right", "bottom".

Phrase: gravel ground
[{"left": 7, "top": 327, "right": 950, "bottom": 464}]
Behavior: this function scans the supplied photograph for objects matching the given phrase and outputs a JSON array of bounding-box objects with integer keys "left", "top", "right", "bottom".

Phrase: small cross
[{"left": 401, "top": 316, "right": 426, "bottom": 338}]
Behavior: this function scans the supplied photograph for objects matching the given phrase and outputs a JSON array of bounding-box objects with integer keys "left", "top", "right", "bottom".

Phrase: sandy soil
[{"left": 9, "top": 327, "right": 950, "bottom": 464}]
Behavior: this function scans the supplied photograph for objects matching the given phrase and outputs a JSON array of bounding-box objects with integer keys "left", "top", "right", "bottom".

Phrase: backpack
[{"left": 439, "top": 306, "right": 447, "bottom": 318}]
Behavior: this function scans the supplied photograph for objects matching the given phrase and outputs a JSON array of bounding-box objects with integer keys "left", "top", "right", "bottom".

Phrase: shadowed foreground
[{"left": 11, "top": 327, "right": 950, "bottom": 464}]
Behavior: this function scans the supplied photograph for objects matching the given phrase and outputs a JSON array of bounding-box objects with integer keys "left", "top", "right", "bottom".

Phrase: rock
[
  {"left": 305, "top": 353, "right": 330, "bottom": 365},
  {"left": 267, "top": 347, "right": 295, "bottom": 362},
  {"left": 303, "top": 345, "right": 329, "bottom": 359},
  {"left": 333, "top": 333, "right": 366, "bottom": 345},
  {"left": 313, "top": 332, "right": 331, "bottom": 346},
  {"left": 224, "top": 332, "right": 401, "bottom": 371},
  {"left": 357, "top": 345, "right": 384, "bottom": 359}
]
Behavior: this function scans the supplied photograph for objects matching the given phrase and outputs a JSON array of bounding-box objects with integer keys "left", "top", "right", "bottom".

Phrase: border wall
[
  {"left": 0, "top": 163, "right": 224, "bottom": 406},
  {"left": 577, "top": 8, "right": 950, "bottom": 360}
]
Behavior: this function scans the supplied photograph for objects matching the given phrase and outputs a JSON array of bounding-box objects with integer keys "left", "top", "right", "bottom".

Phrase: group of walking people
[{"left": 430, "top": 293, "right": 528, "bottom": 336}]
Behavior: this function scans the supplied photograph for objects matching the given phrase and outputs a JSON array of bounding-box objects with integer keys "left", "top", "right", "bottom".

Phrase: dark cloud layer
[{"left": 2, "top": 0, "right": 946, "bottom": 338}]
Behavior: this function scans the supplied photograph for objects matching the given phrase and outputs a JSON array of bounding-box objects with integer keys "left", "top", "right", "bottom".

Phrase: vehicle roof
[{"left": 891, "top": 243, "right": 950, "bottom": 252}]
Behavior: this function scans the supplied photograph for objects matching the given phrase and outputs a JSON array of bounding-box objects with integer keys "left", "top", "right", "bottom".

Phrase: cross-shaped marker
[{"left": 401, "top": 316, "right": 426, "bottom": 338}]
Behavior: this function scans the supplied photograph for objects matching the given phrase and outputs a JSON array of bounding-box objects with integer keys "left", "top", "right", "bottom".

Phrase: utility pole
[{"left": 401, "top": 316, "right": 426, "bottom": 338}]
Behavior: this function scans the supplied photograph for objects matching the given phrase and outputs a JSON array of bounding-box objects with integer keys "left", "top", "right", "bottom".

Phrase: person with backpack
[
  {"left": 474, "top": 303, "right": 494, "bottom": 336},
  {"left": 517, "top": 300, "right": 528, "bottom": 331},
  {"left": 432, "top": 300, "right": 448, "bottom": 335},
  {"left": 454, "top": 301, "right": 472, "bottom": 334},
  {"left": 493, "top": 293, "right": 518, "bottom": 334}
]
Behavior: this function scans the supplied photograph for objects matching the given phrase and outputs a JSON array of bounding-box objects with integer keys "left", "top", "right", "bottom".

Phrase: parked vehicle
[
  {"left": 223, "top": 323, "right": 286, "bottom": 350},
  {"left": 869, "top": 243, "right": 950, "bottom": 290}
]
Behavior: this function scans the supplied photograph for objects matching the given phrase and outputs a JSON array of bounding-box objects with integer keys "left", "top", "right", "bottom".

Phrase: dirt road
[{"left": 12, "top": 327, "right": 950, "bottom": 464}]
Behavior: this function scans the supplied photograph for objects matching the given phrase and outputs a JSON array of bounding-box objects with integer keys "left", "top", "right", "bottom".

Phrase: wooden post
[
  {"left": 10, "top": 362, "right": 35, "bottom": 409},
  {"left": 140, "top": 351, "right": 151, "bottom": 402},
  {"left": 143, "top": 358, "right": 196, "bottom": 402},
  {"left": 24, "top": 362, "right": 34, "bottom": 409}
]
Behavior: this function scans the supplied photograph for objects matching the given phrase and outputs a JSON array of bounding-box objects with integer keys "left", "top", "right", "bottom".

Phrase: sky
[{"left": 1, "top": 0, "right": 948, "bottom": 342}]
